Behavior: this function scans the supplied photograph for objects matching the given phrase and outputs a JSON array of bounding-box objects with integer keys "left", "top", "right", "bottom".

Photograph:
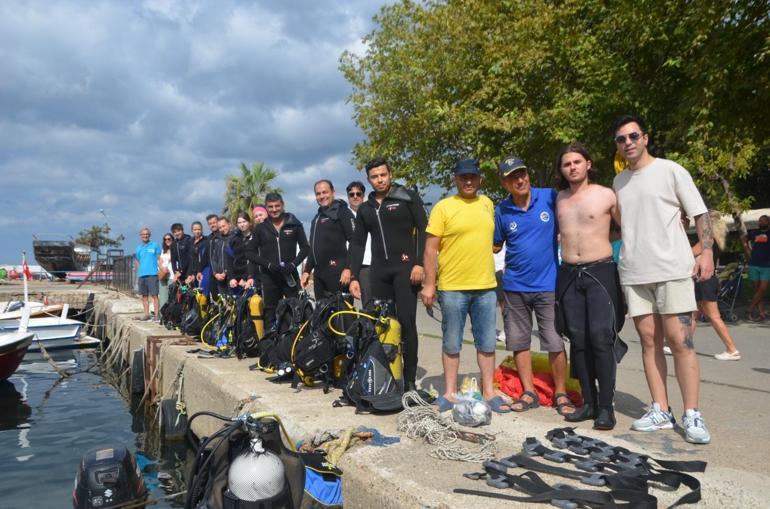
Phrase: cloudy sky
[{"left": 0, "top": 0, "right": 389, "bottom": 266}]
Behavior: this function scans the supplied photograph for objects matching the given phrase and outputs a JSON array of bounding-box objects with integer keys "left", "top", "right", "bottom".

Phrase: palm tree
[
  {"left": 74, "top": 223, "right": 125, "bottom": 252},
  {"left": 222, "top": 162, "right": 282, "bottom": 221}
]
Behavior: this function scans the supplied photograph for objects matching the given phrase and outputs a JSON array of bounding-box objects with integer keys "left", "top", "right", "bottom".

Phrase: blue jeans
[{"left": 438, "top": 289, "right": 497, "bottom": 354}]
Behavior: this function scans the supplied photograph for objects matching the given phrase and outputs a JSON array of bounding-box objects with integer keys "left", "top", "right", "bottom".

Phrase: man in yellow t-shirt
[{"left": 421, "top": 159, "right": 510, "bottom": 413}]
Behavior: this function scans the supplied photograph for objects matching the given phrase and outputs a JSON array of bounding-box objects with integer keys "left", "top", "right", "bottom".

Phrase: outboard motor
[{"left": 73, "top": 445, "right": 147, "bottom": 509}]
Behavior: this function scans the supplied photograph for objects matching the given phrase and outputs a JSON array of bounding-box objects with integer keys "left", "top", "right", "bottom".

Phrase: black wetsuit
[
  {"left": 209, "top": 230, "right": 235, "bottom": 298},
  {"left": 305, "top": 199, "right": 356, "bottom": 297},
  {"left": 350, "top": 183, "right": 428, "bottom": 386},
  {"left": 228, "top": 229, "right": 258, "bottom": 284},
  {"left": 252, "top": 213, "right": 310, "bottom": 329},
  {"left": 556, "top": 257, "right": 625, "bottom": 411},
  {"left": 187, "top": 236, "right": 208, "bottom": 287},
  {"left": 171, "top": 234, "right": 193, "bottom": 280}
]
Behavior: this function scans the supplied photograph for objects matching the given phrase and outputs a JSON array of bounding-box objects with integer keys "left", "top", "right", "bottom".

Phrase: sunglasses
[
  {"left": 164, "top": 238, "right": 173, "bottom": 241},
  {"left": 614, "top": 132, "right": 643, "bottom": 144},
  {"left": 348, "top": 191, "right": 363, "bottom": 197}
]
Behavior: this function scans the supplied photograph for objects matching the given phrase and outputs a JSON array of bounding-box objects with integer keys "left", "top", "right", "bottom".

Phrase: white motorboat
[
  {"left": 0, "top": 305, "right": 86, "bottom": 350},
  {"left": 2, "top": 253, "right": 92, "bottom": 351},
  {"left": 0, "top": 300, "right": 64, "bottom": 320}
]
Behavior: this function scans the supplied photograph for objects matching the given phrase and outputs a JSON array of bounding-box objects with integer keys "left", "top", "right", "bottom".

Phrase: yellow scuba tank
[
  {"left": 196, "top": 291, "right": 208, "bottom": 318},
  {"left": 332, "top": 354, "right": 346, "bottom": 381},
  {"left": 249, "top": 293, "right": 265, "bottom": 340},
  {"left": 376, "top": 316, "right": 402, "bottom": 381}
]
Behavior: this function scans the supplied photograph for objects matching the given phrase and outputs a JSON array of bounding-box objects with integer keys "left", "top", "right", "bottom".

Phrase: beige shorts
[{"left": 623, "top": 278, "right": 696, "bottom": 317}]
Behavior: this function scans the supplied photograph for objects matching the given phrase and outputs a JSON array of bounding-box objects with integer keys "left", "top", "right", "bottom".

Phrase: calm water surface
[{"left": 0, "top": 349, "right": 190, "bottom": 509}]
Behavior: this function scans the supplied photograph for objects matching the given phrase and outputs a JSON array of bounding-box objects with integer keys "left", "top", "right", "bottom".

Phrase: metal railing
[{"left": 111, "top": 255, "right": 136, "bottom": 294}]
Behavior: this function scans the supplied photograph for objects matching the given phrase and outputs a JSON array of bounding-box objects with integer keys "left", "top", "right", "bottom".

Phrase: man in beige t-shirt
[{"left": 612, "top": 114, "right": 714, "bottom": 445}]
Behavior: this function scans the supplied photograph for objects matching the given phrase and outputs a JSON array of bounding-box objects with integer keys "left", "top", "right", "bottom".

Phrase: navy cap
[
  {"left": 453, "top": 158, "right": 481, "bottom": 176},
  {"left": 498, "top": 156, "right": 528, "bottom": 177}
]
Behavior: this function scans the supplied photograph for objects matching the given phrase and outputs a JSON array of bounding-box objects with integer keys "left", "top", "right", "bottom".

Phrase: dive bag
[
  {"left": 181, "top": 290, "right": 207, "bottom": 338},
  {"left": 233, "top": 291, "right": 264, "bottom": 359},
  {"left": 290, "top": 293, "right": 352, "bottom": 390},
  {"left": 257, "top": 294, "right": 313, "bottom": 378},
  {"left": 184, "top": 412, "right": 342, "bottom": 509},
  {"left": 335, "top": 302, "right": 404, "bottom": 413}
]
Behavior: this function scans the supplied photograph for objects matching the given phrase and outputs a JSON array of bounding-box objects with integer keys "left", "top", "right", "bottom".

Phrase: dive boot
[
  {"left": 564, "top": 404, "right": 596, "bottom": 423},
  {"left": 593, "top": 407, "right": 616, "bottom": 430}
]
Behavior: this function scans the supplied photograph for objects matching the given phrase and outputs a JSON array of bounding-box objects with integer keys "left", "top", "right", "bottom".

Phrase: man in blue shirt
[
  {"left": 135, "top": 227, "right": 161, "bottom": 321},
  {"left": 493, "top": 156, "right": 572, "bottom": 415}
]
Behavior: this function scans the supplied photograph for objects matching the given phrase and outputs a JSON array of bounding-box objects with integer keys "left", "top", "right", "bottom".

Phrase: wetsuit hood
[
  {"left": 318, "top": 199, "right": 348, "bottom": 220},
  {"left": 366, "top": 183, "right": 413, "bottom": 205}
]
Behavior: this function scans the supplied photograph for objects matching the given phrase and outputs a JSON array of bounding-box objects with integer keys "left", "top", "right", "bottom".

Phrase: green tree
[
  {"left": 341, "top": 0, "right": 769, "bottom": 208},
  {"left": 75, "top": 223, "right": 125, "bottom": 251},
  {"left": 222, "top": 162, "right": 283, "bottom": 222}
]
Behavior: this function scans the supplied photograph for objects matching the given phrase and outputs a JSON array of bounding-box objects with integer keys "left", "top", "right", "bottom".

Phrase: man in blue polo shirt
[
  {"left": 135, "top": 227, "right": 161, "bottom": 321},
  {"left": 493, "top": 156, "right": 572, "bottom": 415}
]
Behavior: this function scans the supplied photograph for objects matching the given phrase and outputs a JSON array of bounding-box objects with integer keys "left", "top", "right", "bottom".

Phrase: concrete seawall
[{"left": 20, "top": 282, "right": 769, "bottom": 508}]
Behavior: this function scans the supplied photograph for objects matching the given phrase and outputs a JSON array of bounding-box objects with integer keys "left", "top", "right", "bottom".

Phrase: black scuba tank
[{"left": 72, "top": 445, "right": 147, "bottom": 509}]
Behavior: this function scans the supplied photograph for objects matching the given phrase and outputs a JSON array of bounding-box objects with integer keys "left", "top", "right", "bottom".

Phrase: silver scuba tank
[{"left": 227, "top": 437, "right": 286, "bottom": 501}]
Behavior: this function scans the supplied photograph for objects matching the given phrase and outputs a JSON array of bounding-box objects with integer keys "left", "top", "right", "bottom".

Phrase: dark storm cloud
[{"left": 0, "top": 0, "right": 384, "bottom": 262}]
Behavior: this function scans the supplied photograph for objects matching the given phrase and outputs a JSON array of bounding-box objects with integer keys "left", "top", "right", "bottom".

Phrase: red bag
[{"left": 494, "top": 365, "right": 583, "bottom": 408}]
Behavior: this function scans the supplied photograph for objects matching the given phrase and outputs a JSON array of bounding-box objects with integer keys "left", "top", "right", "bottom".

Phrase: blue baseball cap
[
  {"left": 453, "top": 158, "right": 481, "bottom": 176},
  {"left": 498, "top": 156, "right": 528, "bottom": 177}
]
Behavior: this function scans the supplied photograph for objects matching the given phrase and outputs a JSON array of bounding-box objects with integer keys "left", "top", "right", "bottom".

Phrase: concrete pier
[{"left": 4, "top": 281, "right": 770, "bottom": 507}]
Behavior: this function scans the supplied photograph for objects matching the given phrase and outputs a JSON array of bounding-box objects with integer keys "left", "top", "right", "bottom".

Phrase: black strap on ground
[
  {"left": 546, "top": 427, "right": 707, "bottom": 473},
  {"left": 543, "top": 427, "right": 705, "bottom": 507},
  {"left": 455, "top": 468, "right": 657, "bottom": 508},
  {"left": 459, "top": 431, "right": 706, "bottom": 508}
]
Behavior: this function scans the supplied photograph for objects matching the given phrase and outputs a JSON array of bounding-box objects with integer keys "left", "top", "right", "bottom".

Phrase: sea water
[{"left": 0, "top": 349, "right": 189, "bottom": 508}]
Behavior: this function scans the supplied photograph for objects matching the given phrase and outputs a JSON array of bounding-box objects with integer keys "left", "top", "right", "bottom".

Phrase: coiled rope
[{"left": 396, "top": 392, "right": 497, "bottom": 463}]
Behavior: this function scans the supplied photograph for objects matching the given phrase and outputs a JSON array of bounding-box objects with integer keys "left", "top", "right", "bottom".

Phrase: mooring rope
[{"left": 396, "top": 392, "right": 498, "bottom": 463}]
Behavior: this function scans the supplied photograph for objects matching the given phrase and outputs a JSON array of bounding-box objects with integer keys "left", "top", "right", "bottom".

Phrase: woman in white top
[{"left": 158, "top": 234, "right": 175, "bottom": 313}]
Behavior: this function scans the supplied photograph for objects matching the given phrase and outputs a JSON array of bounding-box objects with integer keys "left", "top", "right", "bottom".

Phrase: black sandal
[
  {"left": 511, "top": 390, "right": 540, "bottom": 412},
  {"left": 553, "top": 392, "right": 576, "bottom": 416}
]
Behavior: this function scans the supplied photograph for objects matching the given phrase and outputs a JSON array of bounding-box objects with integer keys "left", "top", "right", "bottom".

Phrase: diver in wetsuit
[
  {"left": 301, "top": 179, "right": 356, "bottom": 297},
  {"left": 349, "top": 158, "right": 428, "bottom": 392}
]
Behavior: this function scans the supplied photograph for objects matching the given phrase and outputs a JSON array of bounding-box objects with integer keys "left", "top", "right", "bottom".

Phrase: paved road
[{"left": 413, "top": 301, "right": 770, "bottom": 475}]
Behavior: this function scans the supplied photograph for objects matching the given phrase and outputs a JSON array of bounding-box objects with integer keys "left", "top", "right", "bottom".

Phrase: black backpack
[
  {"left": 233, "top": 291, "right": 259, "bottom": 359},
  {"left": 290, "top": 293, "right": 352, "bottom": 390},
  {"left": 162, "top": 284, "right": 192, "bottom": 329},
  {"left": 257, "top": 294, "right": 314, "bottom": 378},
  {"left": 335, "top": 315, "right": 404, "bottom": 413},
  {"left": 180, "top": 293, "right": 205, "bottom": 338}
]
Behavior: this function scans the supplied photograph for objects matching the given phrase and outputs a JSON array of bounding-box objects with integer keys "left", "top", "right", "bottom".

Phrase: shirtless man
[{"left": 555, "top": 143, "right": 625, "bottom": 429}]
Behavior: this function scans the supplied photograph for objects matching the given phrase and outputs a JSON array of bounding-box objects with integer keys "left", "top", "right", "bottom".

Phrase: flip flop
[
  {"left": 433, "top": 395, "right": 454, "bottom": 413},
  {"left": 511, "top": 390, "right": 540, "bottom": 412},
  {"left": 553, "top": 392, "right": 576, "bottom": 416},
  {"left": 486, "top": 396, "right": 512, "bottom": 414}
]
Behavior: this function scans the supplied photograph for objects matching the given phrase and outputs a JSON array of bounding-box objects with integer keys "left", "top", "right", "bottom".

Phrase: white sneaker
[
  {"left": 496, "top": 330, "right": 506, "bottom": 343},
  {"left": 682, "top": 409, "right": 711, "bottom": 444},
  {"left": 714, "top": 350, "right": 740, "bottom": 361},
  {"left": 631, "top": 402, "right": 676, "bottom": 432},
  {"left": 663, "top": 346, "right": 673, "bottom": 355}
]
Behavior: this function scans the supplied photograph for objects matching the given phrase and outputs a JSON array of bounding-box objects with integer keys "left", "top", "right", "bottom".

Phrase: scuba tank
[
  {"left": 227, "top": 437, "right": 286, "bottom": 502},
  {"left": 195, "top": 291, "right": 208, "bottom": 319},
  {"left": 375, "top": 314, "right": 402, "bottom": 381},
  {"left": 249, "top": 293, "right": 265, "bottom": 340},
  {"left": 185, "top": 413, "right": 304, "bottom": 509}
]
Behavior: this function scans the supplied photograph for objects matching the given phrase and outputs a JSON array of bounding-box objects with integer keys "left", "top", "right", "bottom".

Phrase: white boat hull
[{"left": 0, "top": 317, "right": 84, "bottom": 344}]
